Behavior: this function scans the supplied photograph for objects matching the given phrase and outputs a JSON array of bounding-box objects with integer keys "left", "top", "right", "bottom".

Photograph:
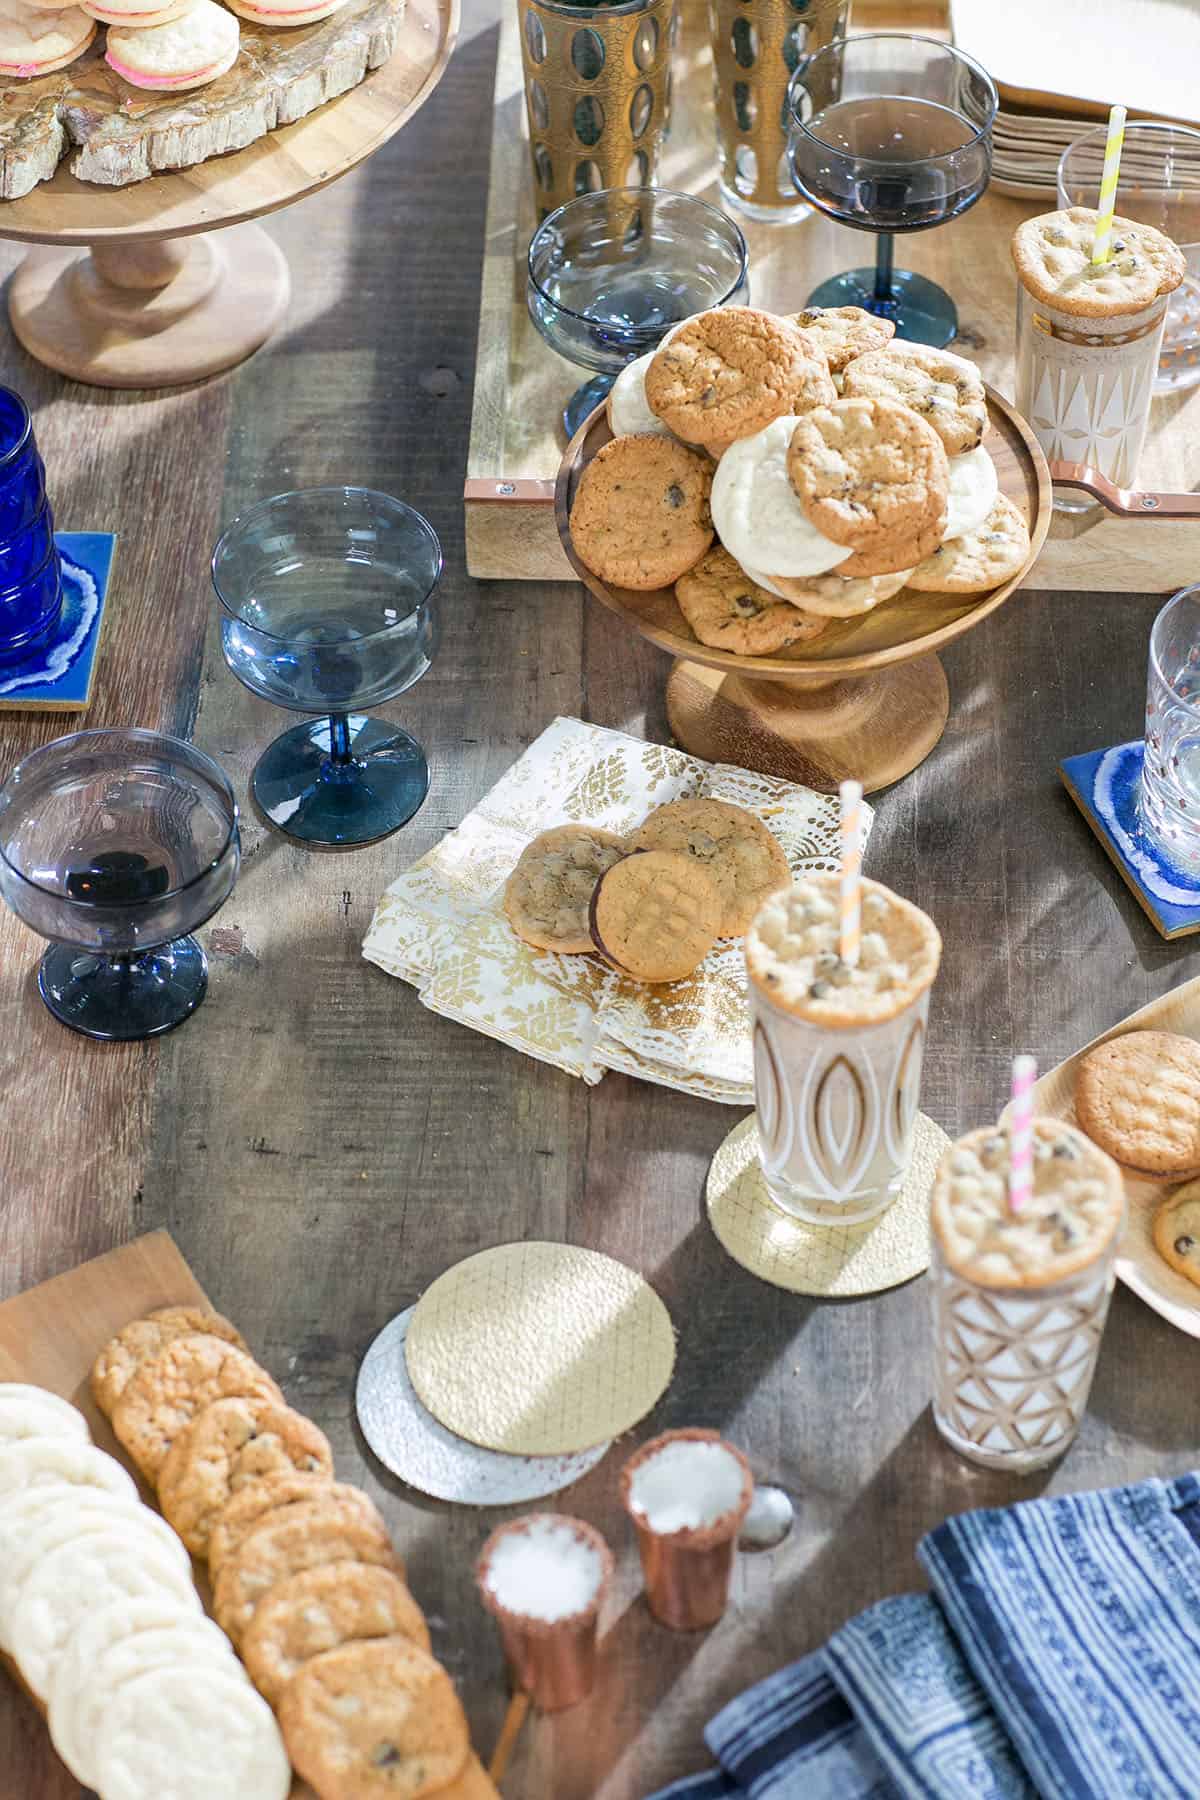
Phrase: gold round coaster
[
  {"left": 404, "top": 1241, "right": 676, "bottom": 1457},
  {"left": 706, "top": 1112, "right": 950, "bottom": 1297}
]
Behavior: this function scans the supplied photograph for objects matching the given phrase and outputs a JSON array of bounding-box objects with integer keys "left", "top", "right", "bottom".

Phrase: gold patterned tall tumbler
[
  {"left": 709, "top": 0, "right": 848, "bottom": 223},
  {"left": 518, "top": 0, "right": 677, "bottom": 222}
]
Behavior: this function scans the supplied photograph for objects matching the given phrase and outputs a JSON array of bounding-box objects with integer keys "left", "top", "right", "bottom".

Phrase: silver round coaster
[{"left": 355, "top": 1308, "right": 613, "bottom": 1505}]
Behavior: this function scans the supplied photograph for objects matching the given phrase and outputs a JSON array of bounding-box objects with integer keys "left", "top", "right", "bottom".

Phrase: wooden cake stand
[
  {"left": 0, "top": 0, "right": 456, "bottom": 388},
  {"left": 556, "top": 390, "right": 1052, "bottom": 795}
]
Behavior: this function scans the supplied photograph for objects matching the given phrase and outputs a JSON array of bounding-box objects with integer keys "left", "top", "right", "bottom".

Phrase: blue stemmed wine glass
[
  {"left": 787, "top": 35, "right": 997, "bottom": 347},
  {"left": 0, "top": 385, "right": 62, "bottom": 666},
  {"left": 213, "top": 488, "right": 442, "bottom": 848},
  {"left": 0, "top": 728, "right": 240, "bottom": 1040},
  {"left": 527, "top": 187, "right": 750, "bottom": 438}
]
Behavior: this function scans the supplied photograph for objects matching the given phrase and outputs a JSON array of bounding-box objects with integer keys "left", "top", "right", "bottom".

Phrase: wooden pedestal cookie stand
[{"left": 1, "top": 0, "right": 457, "bottom": 388}]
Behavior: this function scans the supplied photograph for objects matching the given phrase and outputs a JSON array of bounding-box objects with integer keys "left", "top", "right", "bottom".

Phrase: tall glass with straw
[
  {"left": 743, "top": 783, "right": 942, "bottom": 1227},
  {"left": 929, "top": 1057, "right": 1127, "bottom": 1474},
  {"left": 1014, "top": 102, "right": 1184, "bottom": 513}
]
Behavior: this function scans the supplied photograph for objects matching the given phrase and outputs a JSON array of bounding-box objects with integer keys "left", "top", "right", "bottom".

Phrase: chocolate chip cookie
[
  {"left": 278, "top": 1637, "right": 470, "bottom": 1800},
  {"left": 629, "top": 797, "right": 790, "bottom": 937},
  {"left": 214, "top": 1495, "right": 400, "bottom": 1645},
  {"left": 111, "top": 1335, "right": 284, "bottom": 1481},
  {"left": 503, "top": 824, "right": 628, "bottom": 954},
  {"left": 906, "top": 493, "right": 1031, "bottom": 595},
  {"left": 209, "top": 1473, "right": 369, "bottom": 1577},
  {"left": 158, "top": 1396, "right": 334, "bottom": 1558},
  {"left": 243, "top": 1560, "right": 431, "bottom": 1704},
  {"left": 842, "top": 343, "right": 989, "bottom": 456},
  {"left": 1012, "top": 206, "right": 1186, "bottom": 318},
  {"left": 787, "top": 305, "right": 896, "bottom": 372},
  {"left": 90, "top": 1307, "right": 248, "bottom": 1419},
  {"left": 787, "top": 397, "right": 949, "bottom": 578},
  {"left": 570, "top": 434, "right": 714, "bottom": 591},
  {"left": 589, "top": 850, "right": 723, "bottom": 983},
  {"left": 760, "top": 565, "right": 913, "bottom": 618},
  {"left": 1153, "top": 1182, "right": 1200, "bottom": 1288},
  {"left": 645, "top": 308, "right": 835, "bottom": 456},
  {"left": 675, "top": 546, "right": 825, "bottom": 655}
]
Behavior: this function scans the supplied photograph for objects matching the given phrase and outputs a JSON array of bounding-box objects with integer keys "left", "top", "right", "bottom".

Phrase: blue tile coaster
[
  {"left": 0, "top": 532, "right": 117, "bottom": 712},
  {"left": 1060, "top": 740, "right": 1200, "bottom": 940}
]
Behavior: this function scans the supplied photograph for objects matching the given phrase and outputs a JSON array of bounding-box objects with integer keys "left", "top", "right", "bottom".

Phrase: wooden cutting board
[{"left": 0, "top": 1230, "right": 323, "bottom": 1797}]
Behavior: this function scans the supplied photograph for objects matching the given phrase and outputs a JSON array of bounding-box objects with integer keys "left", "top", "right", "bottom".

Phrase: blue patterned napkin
[
  {"left": 649, "top": 1472, "right": 1200, "bottom": 1800},
  {"left": 920, "top": 1471, "right": 1200, "bottom": 1800}
]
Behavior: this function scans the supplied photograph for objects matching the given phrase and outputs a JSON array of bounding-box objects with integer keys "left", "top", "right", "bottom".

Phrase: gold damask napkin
[{"left": 362, "top": 717, "right": 873, "bottom": 1104}]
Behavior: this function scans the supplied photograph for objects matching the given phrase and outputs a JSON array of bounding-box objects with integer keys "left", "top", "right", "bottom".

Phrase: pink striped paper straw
[
  {"left": 1009, "top": 1055, "right": 1037, "bottom": 1213},
  {"left": 839, "top": 780, "right": 863, "bottom": 967}
]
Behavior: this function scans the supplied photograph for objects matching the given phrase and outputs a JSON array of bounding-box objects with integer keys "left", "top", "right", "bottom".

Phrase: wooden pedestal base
[
  {"left": 665, "top": 655, "right": 951, "bottom": 795},
  {"left": 7, "top": 223, "right": 291, "bottom": 389}
]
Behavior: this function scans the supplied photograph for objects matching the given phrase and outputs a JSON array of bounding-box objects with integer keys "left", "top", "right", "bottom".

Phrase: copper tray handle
[{"left": 1049, "top": 460, "right": 1200, "bottom": 519}]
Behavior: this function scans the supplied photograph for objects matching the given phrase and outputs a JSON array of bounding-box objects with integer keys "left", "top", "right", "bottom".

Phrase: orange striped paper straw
[
  {"left": 1009, "top": 1055, "right": 1037, "bottom": 1213},
  {"left": 839, "top": 780, "right": 862, "bottom": 967}
]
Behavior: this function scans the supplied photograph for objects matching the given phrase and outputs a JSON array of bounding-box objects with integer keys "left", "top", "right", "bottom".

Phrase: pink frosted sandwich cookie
[
  {"left": 84, "top": 0, "right": 198, "bottom": 29},
  {"left": 0, "top": 7, "right": 95, "bottom": 76},
  {"left": 224, "top": 0, "right": 344, "bottom": 24},
  {"left": 106, "top": 0, "right": 238, "bottom": 90}
]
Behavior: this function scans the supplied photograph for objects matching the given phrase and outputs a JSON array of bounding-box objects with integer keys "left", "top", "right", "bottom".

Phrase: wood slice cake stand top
[
  {"left": 555, "top": 392, "right": 1052, "bottom": 793},
  {"left": 0, "top": 0, "right": 457, "bottom": 243}
]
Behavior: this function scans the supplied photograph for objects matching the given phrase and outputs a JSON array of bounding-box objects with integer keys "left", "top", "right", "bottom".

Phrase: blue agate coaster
[
  {"left": 0, "top": 532, "right": 116, "bottom": 712},
  {"left": 1060, "top": 740, "right": 1200, "bottom": 940}
]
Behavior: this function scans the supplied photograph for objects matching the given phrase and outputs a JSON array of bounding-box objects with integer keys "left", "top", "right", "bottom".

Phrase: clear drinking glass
[
  {"left": 1140, "top": 584, "right": 1200, "bottom": 876},
  {"left": 527, "top": 185, "right": 749, "bottom": 436},
  {"left": 0, "top": 728, "right": 240, "bottom": 1040},
  {"left": 213, "top": 488, "right": 442, "bottom": 849},
  {"left": 709, "top": 0, "right": 849, "bottom": 225},
  {"left": 1058, "top": 122, "right": 1200, "bottom": 394},
  {"left": 786, "top": 34, "right": 997, "bottom": 347}
]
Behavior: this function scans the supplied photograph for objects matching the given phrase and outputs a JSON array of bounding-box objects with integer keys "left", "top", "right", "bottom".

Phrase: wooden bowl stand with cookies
[{"left": 0, "top": 0, "right": 455, "bottom": 389}]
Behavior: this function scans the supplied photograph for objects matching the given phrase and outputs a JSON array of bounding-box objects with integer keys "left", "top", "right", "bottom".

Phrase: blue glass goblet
[
  {"left": 213, "top": 488, "right": 442, "bottom": 848},
  {"left": 0, "top": 728, "right": 240, "bottom": 1040},
  {"left": 0, "top": 386, "right": 61, "bottom": 665},
  {"left": 527, "top": 187, "right": 750, "bottom": 438},
  {"left": 787, "top": 35, "right": 997, "bottom": 347}
]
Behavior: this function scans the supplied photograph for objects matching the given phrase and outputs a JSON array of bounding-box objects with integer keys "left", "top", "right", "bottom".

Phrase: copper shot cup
[
  {"left": 475, "top": 1513, "right": 613, "bottom": 1712},
  {"left": 620, "top": 1428, "right": 753, "bottom": 1631}
]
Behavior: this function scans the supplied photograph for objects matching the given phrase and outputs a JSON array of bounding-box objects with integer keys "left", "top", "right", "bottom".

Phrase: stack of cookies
[
  {"left": 503, "top": 796, "right": 790, "bottom": 983},
  {"left": 0, "top": 1378, "right": 290, "bottom": 1799},
  {"left": 89, "top": 1303, "right": 498, "bottom": 1799},
  {"left": 569, "top": 304, "right": 1033, "bottom": 658}
]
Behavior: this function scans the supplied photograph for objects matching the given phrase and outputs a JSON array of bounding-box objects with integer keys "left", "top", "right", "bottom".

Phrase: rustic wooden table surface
[{"left": 1, "top": 10, "right": 1198, "bottom": 1799}]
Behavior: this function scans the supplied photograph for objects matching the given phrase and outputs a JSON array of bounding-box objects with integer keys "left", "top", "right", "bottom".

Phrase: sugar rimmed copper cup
[
  {"left": 476, "top": 1513, "right": 613, "bottom": 1710},
  {"left": 621, "top": 1428, "right": 753, "bottom": 1631}
]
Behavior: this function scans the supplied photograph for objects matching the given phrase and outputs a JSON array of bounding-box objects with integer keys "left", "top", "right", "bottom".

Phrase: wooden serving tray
[
  {"left": 0, "top": 1230, "right": 322, "bottom": 1796},
  {"left": 465, "top": 1, "right": 1200, "bottom": 592},
  {"left": 1030, "top": 977, "right": 1200, "bottom": 1341}
]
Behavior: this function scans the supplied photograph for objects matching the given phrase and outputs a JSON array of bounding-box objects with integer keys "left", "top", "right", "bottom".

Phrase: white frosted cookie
[
  {"left": 711, "top": 416, "right": 851, "bottom": 578},
  {"left": 608, "top": 350, "right": 674, "bottom": 439},
  {"left": 944, "top": 444, "right": 998, "bottom": 540},
  {"left": 224, "top": 0, "right": 342, "bottom": 23},
  {"left": 0, "top": 1386, "right": 89, "bottom": 1446},
  {"left": 757, "top": 565, "right": 914, "bottom": 619},
  {"left": 49, "top": 1594, "right": 215, "bottom": 1732},
  {"left": 82, "top": 0, "right": 195, "bottom": 23},
  {"left": 0, "top": 1492, "right": 189, "bottom": 1649},
  {"left": 0, "top": 6, "right": 94, "bottom": 75},
  {"left": 94, "top": 1665, "right": 290, "bottom": 1800},
  {"left": 10, "top": 1530, "right": 201, "bottom": 1697},
  {"left": 106, "top": 0, "right": 238, "bottom": 90},
  {"left": 51, "top": 1619, "right": 240, "bottom": 1788},
  {"left": 907, "top": 493, "right": 1031, "bottom": 594},
  {"left": 0, "top": 1438, "right": 136, "bottom": 1505}
]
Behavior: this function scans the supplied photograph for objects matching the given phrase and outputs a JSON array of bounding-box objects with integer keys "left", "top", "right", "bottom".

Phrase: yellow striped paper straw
[
  {"left": 839, "top": 779, "right": 862, "bottom": 968},
  {"left": 1091, "top": 104, "right": 1127, "bottom": 265},
  {"left": 1008, "top": 1054, "right": 1037, "bottom": 1214}
]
